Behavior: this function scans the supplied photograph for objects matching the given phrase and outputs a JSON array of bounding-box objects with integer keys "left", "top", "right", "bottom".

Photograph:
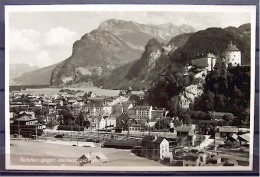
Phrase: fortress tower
[{"left": 223, "top": 41, "right": 241, "bottom": 66}]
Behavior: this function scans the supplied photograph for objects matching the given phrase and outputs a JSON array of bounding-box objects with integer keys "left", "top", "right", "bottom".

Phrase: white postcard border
[{"left": 4, "top": 4, "right": 257, "bottom": 171}]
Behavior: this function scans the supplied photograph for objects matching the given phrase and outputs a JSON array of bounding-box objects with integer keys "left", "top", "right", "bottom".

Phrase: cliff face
[
  {"left": 50, "top": 30, "right": 141, "bottom": 86},
  {"left": 96, "top": 38, "right": 172, "bottom": 90}
]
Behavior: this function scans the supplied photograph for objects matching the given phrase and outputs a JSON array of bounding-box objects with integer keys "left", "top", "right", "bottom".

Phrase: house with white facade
[
  {"left": 94, "top": 115, "right": 117, "bottom": 130},
  {"left": 141, "top": 135, "right": 170, "bottom": 161},
  {"left": 134, "top": 105, "right": 153, "bottom": 119},
  {"left": 191, "top": 53, "right": 216, "bottom": 71}
]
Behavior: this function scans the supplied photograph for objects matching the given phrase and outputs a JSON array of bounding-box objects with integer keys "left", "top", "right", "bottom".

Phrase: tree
[
  {"left": 174, "top": 119, "right": 182, "bottom": 127},
  {"left": 214, "top": 94, "right": 226, "bottom": 111},
  {"left": 59, "top": 109, "right": 75, "bottom": 125},
  {"left": 222, "top": 114, "right": 233, "bottom": 122},
  {"left": 85, "top": 120, "right": 91, "bottom": 128},
  {"left": 75, "top": 112, "right": 85, "bottom": 126},
  {"left": 155, "top": 118, "right": 171, "bottom": 130},
  {"left": 182, "top": 114, "right": 192, "bottom": 125}
]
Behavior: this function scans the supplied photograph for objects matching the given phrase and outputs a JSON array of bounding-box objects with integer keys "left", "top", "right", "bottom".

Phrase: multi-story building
[
  {"left": 176, "top": 125, "right": 196, "bottom": 147},
  {"left": 141, "top": 135, "right": 169, "bottom": 161},
  {"left": 191, "top": 53, "right": 216, "bottom": 71},
  {"left": 10, "top": 116, "right": 43, "bottom": 138},
  {"left": 129, "top": 123, "right": 143, "bottom": 131},
  {"left": 84, "top": 101, "right": 113, "bottom": 116},
  {"left": 135, "top": 106, "right": 152, "bottom": 119}
]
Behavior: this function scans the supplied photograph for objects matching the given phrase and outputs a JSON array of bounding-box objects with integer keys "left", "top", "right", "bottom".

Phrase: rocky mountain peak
[
  {"left": 51, "top": 28, "right": 142, "bottom": 86},
  {"left": 144, "top": 38, "right": 163, "bottom": 55}
]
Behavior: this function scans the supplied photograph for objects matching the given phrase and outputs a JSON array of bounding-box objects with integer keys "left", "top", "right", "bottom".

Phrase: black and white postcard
[{"left": 5, "top": 4, "right": 257, "bottom": 171}]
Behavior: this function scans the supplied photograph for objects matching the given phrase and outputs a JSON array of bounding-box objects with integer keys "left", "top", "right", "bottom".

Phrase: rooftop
[
  {"left": 224, "top": 42, "right": 240, "bottom": 51},
  {"left": 219, "top": 126, "right": 239, "bottom": 133},
  {"left": 183, "top": 153, "right": 200, "bottom": 161},
  {"left": 16, "top": 116, "right": 37, "bottom": 122},
  {"left": 176, "top": 125, "right": 195, "bottom": 132},
  {"left": 19, "top": 111, "right": 34, "bottom": 115},
  {"left": 239, "top": 133, "right": 250, "bottom": 142},
  {"left": 142, "top": 135, "right": 167, "bottom": 144}
]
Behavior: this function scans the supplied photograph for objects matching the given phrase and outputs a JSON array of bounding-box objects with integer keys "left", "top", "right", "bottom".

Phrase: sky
[{"left": 7, "top": 8, "right": 252, "bottom": 68}]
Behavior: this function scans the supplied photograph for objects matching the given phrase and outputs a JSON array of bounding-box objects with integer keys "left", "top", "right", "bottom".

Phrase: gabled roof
[
  {"left": 239, "top": 133, "right": 250, "bottom": 142},
  {"left": 176, "top": 126, "right": 194, "bottom": 132},
  {"left": 85, "top": 101, "right": 104, "bottom": 107},
  {"left": 93, "top": 116, "right": 103, "bottom": 122},
  {"left": 219, "top": 126, "right": 238, "bottom": 133},
  {"left": 19, "top": 111, "right": 34, "bottom": 115},
  {"left": 78, "top": 155, "right": 87, "bottom": 160},
  {"left": 134, "top": 105, "right": 152, "bottom": 110},
  {"left": 68, "top": 99, "right": 77, "bottom": 103},
  {"left": 142, "top": 135, "right": 155, "bottom": 143},
  {"left": 142, "top": 136, "right": 167, "bottom": 144},
  {"left": 16, "top": 116, "right": 37, "bottom": 122},
  {"left": 153, "top": 137, "right": 166, "bottom": 144},
  {"left": 209, "top": 111, "right": 234, "bottom": 117}
]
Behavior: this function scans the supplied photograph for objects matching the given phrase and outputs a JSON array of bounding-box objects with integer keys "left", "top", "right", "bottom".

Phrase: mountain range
[
  {"left": 10, "top": 64, "right": 39, "bottom": 85},
  {"left": 11, "top": 19, "right": 196, "bottom": 86},
  {"left": 10, "top": 20, "right": 251, "bottom": 90},
  {"left": 12, "top": 63, "right": 59, "bottom": 85},
  {"left": 97, "top": 19, "right": 196, "bottom": 50},
  {"left": 96, "top": 24, "right": 251, "bottom": 90}
]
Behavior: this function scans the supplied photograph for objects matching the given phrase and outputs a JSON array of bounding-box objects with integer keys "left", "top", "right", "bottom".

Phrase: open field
[{"left": 9, "top": 140, "right": 163, "bottom": 167}]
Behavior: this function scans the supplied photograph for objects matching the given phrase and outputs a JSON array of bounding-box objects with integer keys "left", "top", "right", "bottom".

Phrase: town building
[
  {"left": 238, "top": 133, "right": 250, "bottom": 146},
  {"left": 129, "top": 123, "right": 143, "bottom": 131},
  {"left": 150, "top": 108, "right": 166, "bottom": 119},
  {"left": 191, "top": 53, "right": 216, "bottom": 71},
  {"left": 93, "top": 115, "right": 117, "bottom": 130},
  {"left": 175, "top": 125, "right": 196, "bottom": 147},
  {"left": 216, "top": 126, "right": 239, "bottom": 140},
  {"left": 112, "top": 103, "right": 123, "bottom": 114},
  {"left": 10, "top": 116, "right": 43, "bottom": 138},
  {"left": 134, "top": 106, "right": 153, "bottom": 119},
  {"left": 206, "top": 155, "right": 223, "bottom": 166},
  {"left": 84, "top": 101, "right": 113, "bottom": 116},
  {"left": 18, "top": 111, "right": 35, "bottom": 119},
  {"left": 141, "top": 135, "right": 169, "bottom": 161},
  {"left": 103, "top": 139, "right": 141, "bottom": 149}
]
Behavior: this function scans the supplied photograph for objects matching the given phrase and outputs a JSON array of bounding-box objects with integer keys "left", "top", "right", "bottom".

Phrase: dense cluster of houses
[
  {"left": 9, "top": 88, "right": 169, "bottom": 136},
  {"left": 135, "top": 124, "right": 249, "bottom": 166}
]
